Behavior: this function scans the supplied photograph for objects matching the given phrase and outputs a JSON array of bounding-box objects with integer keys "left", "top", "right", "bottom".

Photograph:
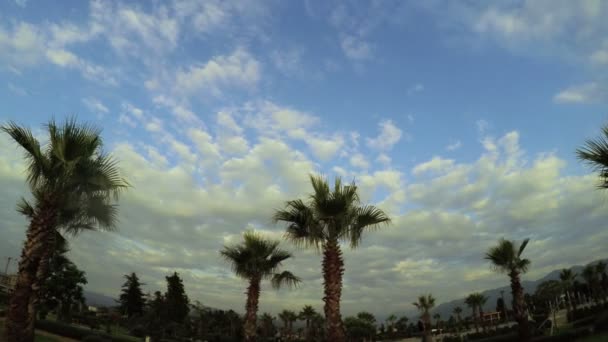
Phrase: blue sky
[{"left": 1, "top": 0, "right": 608, "bottom": 318}]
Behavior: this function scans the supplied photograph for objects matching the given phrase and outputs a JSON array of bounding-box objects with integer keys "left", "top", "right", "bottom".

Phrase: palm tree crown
[
  {"left": 560, "top": 269, "right": 577, "bottom": 289},
  {"left": 220, "top": 231, "right": 300, "bottom": 288},
  {"left": 577, "top": 124, "right": 608, "bottom": 189},
  {"left": 485, "top": 238, "right": 530, "bottom": 274},
  {"left": 275, "top": 175, "right": 391, "bottom": 249},
  {"left": 3, "top": 118, "right": 129, "bottom": 234},
  {"left": 413, "top": 294, "right": 436, "bottom": 313}
]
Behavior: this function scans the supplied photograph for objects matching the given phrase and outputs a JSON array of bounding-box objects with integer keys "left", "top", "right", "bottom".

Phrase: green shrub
[
  {"left": 594, "top": 311, "right": 608, "bottom": 332},
  {"left": 531, "top": 326, "right": 593, "bottom": 341},
  {"left": 35, "top": 320, "right": 140, "bottom": 342}
]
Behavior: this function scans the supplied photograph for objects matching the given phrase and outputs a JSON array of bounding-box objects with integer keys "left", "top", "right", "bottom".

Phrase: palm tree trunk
[
  {"left": 26, "top": 233, "right": 55, "bottom": 335},
  {"left": 509, "top": 271, "right": 530, "bottom": 342},
  {"left": 5, "top": 202, "right": 56, "bottom": 342},
  {"left": 473, "top": 307, "right": 479, "bottom": 333},
  {"left": 323, "top": 239, "right": 346, "bottom": 342},
  {"left": 306, "top": 319, "right": 311, "bottom": 342},
  {"left": 244, "top": 276, "right": 261, "bottom": 342},
  {"left": 422, "top": 311, "right": 434, "bottom": 342}
]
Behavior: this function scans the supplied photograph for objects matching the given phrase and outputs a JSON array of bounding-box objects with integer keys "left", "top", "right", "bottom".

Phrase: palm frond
[
  {"left": 517, "top": 238, "right": 530, "bottom": 257},
  {"left": 349, "top": 205, "right": 391, "bottom": 248},
  {"left": 16, "top": 197, "right": 35, "bottom": 218},
  {"left": 577, "top": 125, "right": 608, "bottom": 188},
  {"left": 271, "top": 271, "right": 301, "bottom": 289},
  {"left": 2, "top": 121, "right": 49, "bottom": 188}
]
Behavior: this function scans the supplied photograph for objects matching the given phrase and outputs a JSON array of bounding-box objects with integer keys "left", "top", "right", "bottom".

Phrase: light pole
[{"left": 4, "top": 256, "right": 12, "bottom": 275}]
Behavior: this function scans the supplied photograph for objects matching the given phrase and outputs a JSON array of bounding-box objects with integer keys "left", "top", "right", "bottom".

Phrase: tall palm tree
[
  {"left": 485, "top": 238, "right": 531, "bottom": 341},
  {"left": 413, "top": 294, "right": 436, "bottom": 342},
  {"left": 274, "top": 175, "right": 391, "bottom": 341},
  {"left": 577, "top": 124, "right": 608, "bottom": 189},
  {"left": 299, "top": 305, "right": 317, "bottom": 341},
  {"left": 220, "top": 231, "right": 301, "bottom": 342},
  {"left": 560, "top": 269, "right": 578, "bottom": 313},
  {"left": 453, "top": 306, "right": 463, "bottom": 331},
  {"left": 2, "top": 119, "right": 128, "bottom": 342}
]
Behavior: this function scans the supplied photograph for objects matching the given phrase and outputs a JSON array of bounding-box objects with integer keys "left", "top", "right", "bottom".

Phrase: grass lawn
[
  {"left": 577, "top": 332, "right": 608, "bottom": 341},
  {"left": 0, "top": 320, "right": 63, "bottom": 342}
]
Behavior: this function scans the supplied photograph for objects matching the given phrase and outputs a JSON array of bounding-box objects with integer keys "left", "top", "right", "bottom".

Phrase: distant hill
[
  {"left": 424, "top": 258, "right": 606, "bottom": 321},
  {"left": 84, "top": 291, "right": 117, "bottom": 308}
]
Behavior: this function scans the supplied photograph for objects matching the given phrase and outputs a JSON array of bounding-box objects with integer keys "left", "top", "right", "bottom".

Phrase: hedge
[{"left": 35, "top": 320, "right": 140, "bottom": 342}]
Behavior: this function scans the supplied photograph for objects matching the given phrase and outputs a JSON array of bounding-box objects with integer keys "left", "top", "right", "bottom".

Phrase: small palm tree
[
  {"left": 395, "top": 315, "right": 408, "bottom": 333},
  {"left": 596, "top": 261, "right": 607, "bottom": 303},
  {"left": 433, "top": 313, "right": 441, "bottom": 329},
  {"left": 278, "top": 310, "right": 298, "bottom": 340},
  {"left": 221, "top": 231, "right": 301, "bottom": 342},
  {"left": 299, "top": 305, "right": 317, "bottom": 341},
  {"left": 274, "top": 175, "right": 391, "bottom": 341},
  {"left": 465, "top": 293, "right": 483, "bottom": 333},
  {"left": 413, "top": 294, "right": 436, "bottom": 342},
  {"left": 560, "top": 269, "right": 578, "bottom": 313},
  {"left": 260, "top": 313, "right": 275, "bottom": 338},
  {"left": 2, "top": 119, "right": 129, "bottom": 341},
  {"left": 453, "top": 306, "right": 463, "bottom": 330},
  {"left": 386, "top": 313, "right": 397, "bottom": 334},
  {"left": 485, "top": 238, "right": 531, "bottom": 341}
]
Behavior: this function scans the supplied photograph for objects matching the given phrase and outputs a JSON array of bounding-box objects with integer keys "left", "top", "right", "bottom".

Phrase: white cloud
[
  {"left": 307, "top": 136, "right": 344, "bottom": 161},
  {"left": 413, "top": 156, "right": 455, "bottom": 176},
  {"left": 82, "top": 97, "right": 109, "bottom": 115},
  {"left": 118, "top": 114, "right": 137, "bottom": 128},
  {"left": 217, "top": 111, "right": 243, "bottom": 134},
  {"left": 271, "top": 48, "right": 304, "bottom": 75},
  {"left": 2, "top": 114, "right": 608, "bottom": 318},
  {"left": 0, "top": 22, "right": 46, "bottom": 67},
  {"left": 418, "top": 0, "right": 608, "bottom": 69},
  {"left": 590, "top": 48, "right": 608, "bottom": 65},
  {"left": 46, "top": 49, "right": 79, "bottom": 66},
  {"left": 15, "top": 0, "right": 27, "bottom": 7},
  {"left": 366, "top": 119, "right": 403, "bottom": 150},
  {"left": 153, "top": 95, "right": 200, "bottom": 124},
  {"left": 350, "top": 153, "right": 369, "bottom": 169},
  {"left": 446, "top": 140, "right": 462, "bottom": 151},
  {"left": 377, "top": 153, "right": 391, "bottom": 165},
  {"left": 476, "top": 119, "right": 489, "bottom": 134},
  {"left": 90, "top": 0, "right": 179, "bottom": 55},
  {"left": 341, "top": 35, "right": 372, "bottom": 61},
  {"left": 173, "top": 48, "right": 260, "bottom": 97},
  {"left": 554, "top": 82, "right": 605, "bottom": 104},
  {"left": 407, "top": 83, "right": 424, "bottom": 95}
]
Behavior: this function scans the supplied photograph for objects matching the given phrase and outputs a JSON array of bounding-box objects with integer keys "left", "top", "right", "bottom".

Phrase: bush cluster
[{"left": 567, "top": 303, "right": 608, "bottom": 322}]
